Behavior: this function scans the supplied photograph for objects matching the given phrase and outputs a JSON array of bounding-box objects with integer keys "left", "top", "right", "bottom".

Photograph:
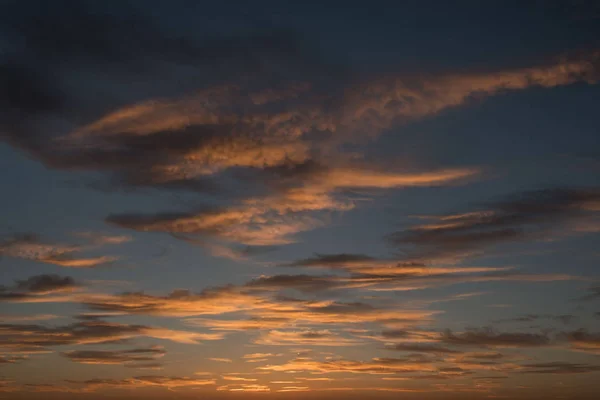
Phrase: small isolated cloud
[
  {"left": 222, "top": 376, "right": 257, "bottom": 382},
  {"left": 243, "top": 353, "right": 277, "bottom": 359},
  {"left": 73, "top": 232, "right": 133, "bottom": 245}
]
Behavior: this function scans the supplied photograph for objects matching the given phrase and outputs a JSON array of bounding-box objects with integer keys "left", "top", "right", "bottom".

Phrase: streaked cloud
[
  {"left": 0, "top": 274, "right": 81, "bottom": 303},
  {"left": 255, "top": 330, "right": 359, "bottom": 346},
  {"left": 520, "top": 362, "right": 600, "bottom": 374},
  {"left": 0, "top": 233, "right": 120, "bottom": 268},
  {"left": 440, "top": 328, "right": 551, "bottom": 348},
  {"left": 67, "top": 375, "right": 216, "bottom": 391},
  {"left": 387, "top": 188, "right": 600, "bottom": 262},
  {"left": 0, "top": 317, "right": 220, "bottom": 361},
  {"left": 259, "top": 356, "right": 437, "bottom": 375},
  {"left": 561, "top": 330, "right": 600, "bottom": 354},
  {"left": 62, "top": 346, "right": 166, "bottom": 366}
]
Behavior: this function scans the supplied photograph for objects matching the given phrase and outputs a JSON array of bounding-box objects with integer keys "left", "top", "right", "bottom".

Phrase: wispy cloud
[
  {"left": 3, "top": 2, "right": 597, "bottom": 258},
  {"left": 0, "top": 233, "right": 121, "bottom": 268},
  {"left": 62, "top": 346, "right": 165, "bottom": 367},
  {"left": 387, "top": 188, "right": 600, "bottom": 262},
  {"left": 0, "top": 317, "right": 220, "bottom": 364},
  {"left": 0, "top": 274, "right": 82, "bottom": 303},
  {"left": 255, "top": 330, "right": 359, "bottom": 346},
  {"left": 520, "top": 362, "right": 600, "bottom": 374},
  {"left": 259, "top": 356, "right": 437, "bottom": 375},
  {"left": 439, "top": 328, "right": 551, "bottom": 348},
  {"left": 561, "top": 330, "right": 600, "bottom": 354}
]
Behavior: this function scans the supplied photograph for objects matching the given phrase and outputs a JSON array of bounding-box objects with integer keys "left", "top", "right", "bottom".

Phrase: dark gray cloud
[
  {"left": 0, "top": 274, "right": 80, "bottom": 302},
  {"left": 15, "top": 274, "right": 78, "bottom": 293},
  {"left": 440, "top": 328, "right": 551, "bottom": 348},
  {"left": 0, "top": 0, "right": 340, "bottom": 193},
  {"left": 387, "top": 188, "right": 600, "bottom": 261}
]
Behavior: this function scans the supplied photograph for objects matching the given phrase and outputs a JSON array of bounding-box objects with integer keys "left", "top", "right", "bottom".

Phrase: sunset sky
[{"left": 1, "top": 1, "right": 600, "bottom": 399}]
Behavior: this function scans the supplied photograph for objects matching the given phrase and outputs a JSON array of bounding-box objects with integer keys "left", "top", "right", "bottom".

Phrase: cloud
[
  {"left": 255, "top": 330, "right": 359, "bottom": 346},
  {"left": 440, "top": 328, "right": 551, "bottom": 348},
  {"left": 3, "top": 1, "right": 596, "bottom": 258},
  {"left": 244, "top": 274, "right": 342, "bottom": 293},
  {"left": 14, "top": 274, "right": 79, "bottom": 293},
  {"left": 221, "top": 376, "right": 257, "bottom": 382},
  {"left": 208, "top": 358, "right": 232, "bottom": 363},
  {"left": 106, "top": 166, "right": 476, "bottom": 248},
  {"left": 387, "top": 188, "right": 600, "bottom": 262},
  {"left": 217, "top": 383, "right": 270, "bottom": 392},
  {"left": 0, "top": 314, "right": 59, "bottom": 322},
  {"left": 494, "top": 314, "right": 576, "bottom": 325},
  {"left": 62, "top": 346, "right": 166, "bottom": 366},
  {"left": 73, "top": 232, "right": 133, "bottom": 245},
  {"left": 561, "top": 330, "right": 600, "bottom": 354},
  {"left": 66, "top": 375, "right": 216, "bottom": 391},
  {"left": 0, "top": 317, "right": 220, "bottom": 361},
  {"left": 84, "top": 278, "right": 438, "bottom": 331},
  {"left": 520, "top": 362, "right": 600, "bottom": 374},
  {"left": 385, "top": 343, "right": 461, "bottom": 354},
  {"left": 281, "top": 253, "right": 579, "bottom": 293},
  {"left": 353, "top": 270, "right": 579, "bottom": 293},
  {"left": 243, "top": 353, "right": 277, "bottom": 359},
  {"left": 0, "top": 274, "right": 82, "bottom": 303},
  {"left": 259, "top": 356, "right": 437, "bottom": 375},
  {"left": 580, "top": 286, "right": 600, "bottom": 301},
  {"left": 83, "top": 286, "right": 266, "bottom": 317},
  {"left": 0, "top": 233, "right": 118, "bottom": 268}
]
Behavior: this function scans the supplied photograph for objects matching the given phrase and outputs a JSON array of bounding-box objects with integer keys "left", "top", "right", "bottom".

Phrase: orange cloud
[
  {"left": 0, "top": 233, "right": 121, "bottom": 268},
  {"left": 255, "top": 330, "right": 360, "bottom": 346}
]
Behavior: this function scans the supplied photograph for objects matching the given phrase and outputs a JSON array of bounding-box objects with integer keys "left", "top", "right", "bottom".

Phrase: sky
[{"left": 1, "top": 0, "right": 600, "bottom": 399}]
